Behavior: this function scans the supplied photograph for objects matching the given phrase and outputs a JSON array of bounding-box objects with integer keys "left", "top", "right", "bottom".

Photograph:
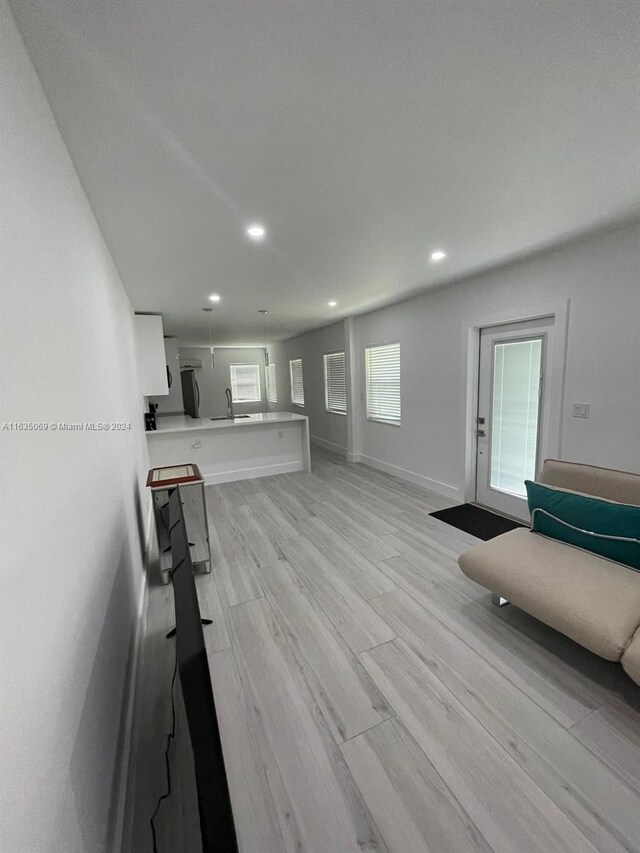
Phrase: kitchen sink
[{"left": 210, "top": 415, "right": 252, "bottom": 421}]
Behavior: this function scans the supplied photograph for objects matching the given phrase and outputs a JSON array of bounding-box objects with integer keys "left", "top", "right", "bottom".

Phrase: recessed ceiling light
[
  {"left": 246, "top": 223, "right": 266, "bottom": 241},
  {"left": 328, "top": 300, "right": 337, "bottom": 307},
  {"left": 209, "top": 293, "right": 221, "bottom": 302},
  {"left": 430, "top": 249, "right": 447, "bottom": 262}
]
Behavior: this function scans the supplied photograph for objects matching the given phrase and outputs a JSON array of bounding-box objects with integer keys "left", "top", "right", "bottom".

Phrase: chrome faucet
[{"left": 225, "top": 387, "right": 234, "bottom": 419}]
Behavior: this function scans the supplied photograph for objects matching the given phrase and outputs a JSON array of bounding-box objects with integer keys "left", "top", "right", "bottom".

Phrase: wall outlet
[
  {"left": 192, "top": 439, "right": 202, "bottom": 449},
  {"left": 571, "top": 402, "right": 590, "bottom": 419}
]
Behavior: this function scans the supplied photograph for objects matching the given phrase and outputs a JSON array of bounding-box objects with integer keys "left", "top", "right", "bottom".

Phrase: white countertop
[{"left": 148, "top": 411, "right": 308, "bottom": 436}]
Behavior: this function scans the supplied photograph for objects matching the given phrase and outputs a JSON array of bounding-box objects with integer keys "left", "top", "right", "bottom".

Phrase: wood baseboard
[
  {"left": 356, "top": 453, "right": 463, "bottom": 501},
  {"left": 202, "top": 460, "right": 305, "bottom": 485},
  {"left": 310, "top": 435, "right": 348, "bottom": 456}
]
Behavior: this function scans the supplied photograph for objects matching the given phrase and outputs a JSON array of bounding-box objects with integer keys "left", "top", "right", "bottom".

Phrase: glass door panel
[{"left": 490, "top": 338, "right": 542, "bottom": 497}]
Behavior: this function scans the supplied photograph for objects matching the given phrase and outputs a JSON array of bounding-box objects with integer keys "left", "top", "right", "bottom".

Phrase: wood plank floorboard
[
  {"left": 322, "top": 484, "right": 400, "bottom": 536},
  {"left": 205, "top": 503, "right": 265, "bottom": 607},
  {"left": 226, "top": 597, "right": 388, "bottom": 852},
  {"left": 208, "top": 648, "right": 287, "bottom": 853},
  {"left": 123, "top": 448, "right": 640, "bottom": 853},
  {"left": 380, "top": 537, "right": 481, "bottom": 600},
  {"left": 371, "top": 589, "right": 640, "bottom": 853},
  {"left": 571, "top": 699, "right": 640, "bottom": 795},
  {"left": 309, "top": 499, "right": 400, "bottom": 563},
  {"left": 361, "top": 639, "right": 602, "bottom": 853},
  {"left": 378, "top": 556, "right": 621, "bottom": 726},
  {"left": 323, "top": 468, "right": 432, "bottom": 518},
  {"left": 278, "top": 535, "right": 397, "bottom": 653},
  {"left": 244, "top": 491, "right": 300, "bottom": 543},
  {"left": 260, "top": 559, "right": 393, "bottom": 741},
  {"left": 317, "top": 475, "right": 403, "bottom": 522},
  {"left": 390, "top": 510, "right": 482, "bottom": 558},
  {"left": 279, "top": 471, "right": 336, "bottom": 507},
  {"left": 208, "top": 481, "right": 247, "bottom": 510},
  {"left": 259, "top": 476, "right": 316, "bottom": 523},
  {"left": 328, "top": 463, "right": 446, "bottom": 516},
  {"left": 228, "top": 503, "right": 280, "bottom": 569},
  {"left": 341, "top": 716, "right": 494, "bottom": 853},
  {"left": 297, "top": 515, "right": 397, "bottom": 600}
]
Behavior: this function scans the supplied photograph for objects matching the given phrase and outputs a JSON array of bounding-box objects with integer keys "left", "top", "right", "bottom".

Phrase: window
[
  {"left": 266, "top": 363, "right": 277, "bottom": 403},
  {"left": 365, "top": 342, "right": 401, "bottom": 424},
  {"left": 289, "top": 358, "right": 304, "bottom": 406},
  {"left": 489, "top": 338, "right": 543, "bottom": 497},
  {"left": 324, "top": 351, "right": 347, "bottom": 414},
  {"left": 230, "top": 363, "right": 261, "bottom": 403}
]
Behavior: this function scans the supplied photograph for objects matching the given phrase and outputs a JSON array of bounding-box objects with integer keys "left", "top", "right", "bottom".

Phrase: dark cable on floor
[{"left": 149, "top": 634, "right": 178, "bottom": 853}]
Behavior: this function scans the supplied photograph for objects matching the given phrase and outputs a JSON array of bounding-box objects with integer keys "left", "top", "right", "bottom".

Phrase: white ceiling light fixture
[
  {"left": 246, "top": 223, "right": 266, "bottom": 242},
  {"left": 209, "top": 293, "right": 221, "bottom": 302},
  {"left": 430, "top": 249, "right": 447, "bottom": 262},
  {"left": 203, "top": 307, "right": 215, "bottom": 367},
  {"left": 258, "top": 309, "right": 269, "bottom": 366},
  {"left": 328, "top": 300, "right": 337, "bottom": 307}
]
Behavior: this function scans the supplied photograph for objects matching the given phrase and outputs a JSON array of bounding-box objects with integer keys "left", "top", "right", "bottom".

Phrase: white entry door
[{"left": 476, "top": 317, "right": 553, "bottom": 521}]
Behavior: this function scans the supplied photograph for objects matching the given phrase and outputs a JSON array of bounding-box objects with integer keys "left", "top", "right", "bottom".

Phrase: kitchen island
[{"left": 146, "top": 411, "right": 311, "bottom": 484}]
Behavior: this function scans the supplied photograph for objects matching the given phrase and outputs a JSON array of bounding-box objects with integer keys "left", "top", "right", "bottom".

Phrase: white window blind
[
  {"left": 230, "top": 363, "right": 261, "bottom": 403},
  {"left": 266, "top": 363, "right": 277, "bottom": 403},
  {"left": 490, "top": 338, "right": 542, "bottom": 497},
  {"left": 366, "top": 342, "right": 401, "bottom": 424},
  {"left": 289, "top": 358, "right": 304, "bottom": 406},
  {"left": 324, "top": 352, "right": 347, "bottom": 414}
]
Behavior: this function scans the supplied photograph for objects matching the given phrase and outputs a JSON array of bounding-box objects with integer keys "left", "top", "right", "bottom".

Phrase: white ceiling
[{"left": 12, "top": 0, "right": 640, "bottom": 345}]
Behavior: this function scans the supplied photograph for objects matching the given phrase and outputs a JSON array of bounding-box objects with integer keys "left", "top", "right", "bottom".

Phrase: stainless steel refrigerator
[{"left": 180, "top": 369, "right": 200, "bottom": 418}]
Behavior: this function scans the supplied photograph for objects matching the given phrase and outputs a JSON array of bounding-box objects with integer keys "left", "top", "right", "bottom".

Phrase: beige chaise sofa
[{"left": 458, "top": 459, "right": 640, "bottom": 685}]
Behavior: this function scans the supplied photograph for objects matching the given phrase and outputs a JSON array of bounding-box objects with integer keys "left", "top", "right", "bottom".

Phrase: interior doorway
[{"left": 475, "top": 317, "right": 554, "bottom": 521}]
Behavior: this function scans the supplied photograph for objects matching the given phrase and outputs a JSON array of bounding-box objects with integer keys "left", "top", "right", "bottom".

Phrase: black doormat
[{"left": 429, "top": 503, "right": 526, "bottom": 541}]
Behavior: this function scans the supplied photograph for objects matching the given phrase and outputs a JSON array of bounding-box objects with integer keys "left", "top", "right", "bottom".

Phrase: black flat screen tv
[{"left": 168, "top": 486, "right": 238, "bottom": 853}]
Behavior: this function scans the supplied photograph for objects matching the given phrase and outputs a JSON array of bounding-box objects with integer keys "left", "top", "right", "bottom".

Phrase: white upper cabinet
[
  {"left": 134, "top": 314, "right": 168, "bottom": 396},
  {"left": 154, "top": 337, "right": 184, "bottom": 413}
]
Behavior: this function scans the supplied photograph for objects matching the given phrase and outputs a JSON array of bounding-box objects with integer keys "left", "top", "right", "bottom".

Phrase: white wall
[
  {"left": 177, "top": 347, "right": 267, "bottom": 418},
  {"left": 351, "top": 223, "right": 640, "bottom": 495},
  {"left": 1, "top": 5, "right": 149, "bottom": 851},
  {"left": 268, "top": 321, "right": 348, "bottom": 454}
]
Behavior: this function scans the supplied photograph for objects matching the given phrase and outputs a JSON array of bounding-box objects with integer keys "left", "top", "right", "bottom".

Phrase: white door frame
[{"left": 460, "top": 298, "right": 570, "bottom": 504}]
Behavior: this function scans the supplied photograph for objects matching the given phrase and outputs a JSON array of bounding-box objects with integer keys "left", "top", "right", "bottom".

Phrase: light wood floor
[{"left": 122, "top": 449, "right": 640, "bottom": 853}]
